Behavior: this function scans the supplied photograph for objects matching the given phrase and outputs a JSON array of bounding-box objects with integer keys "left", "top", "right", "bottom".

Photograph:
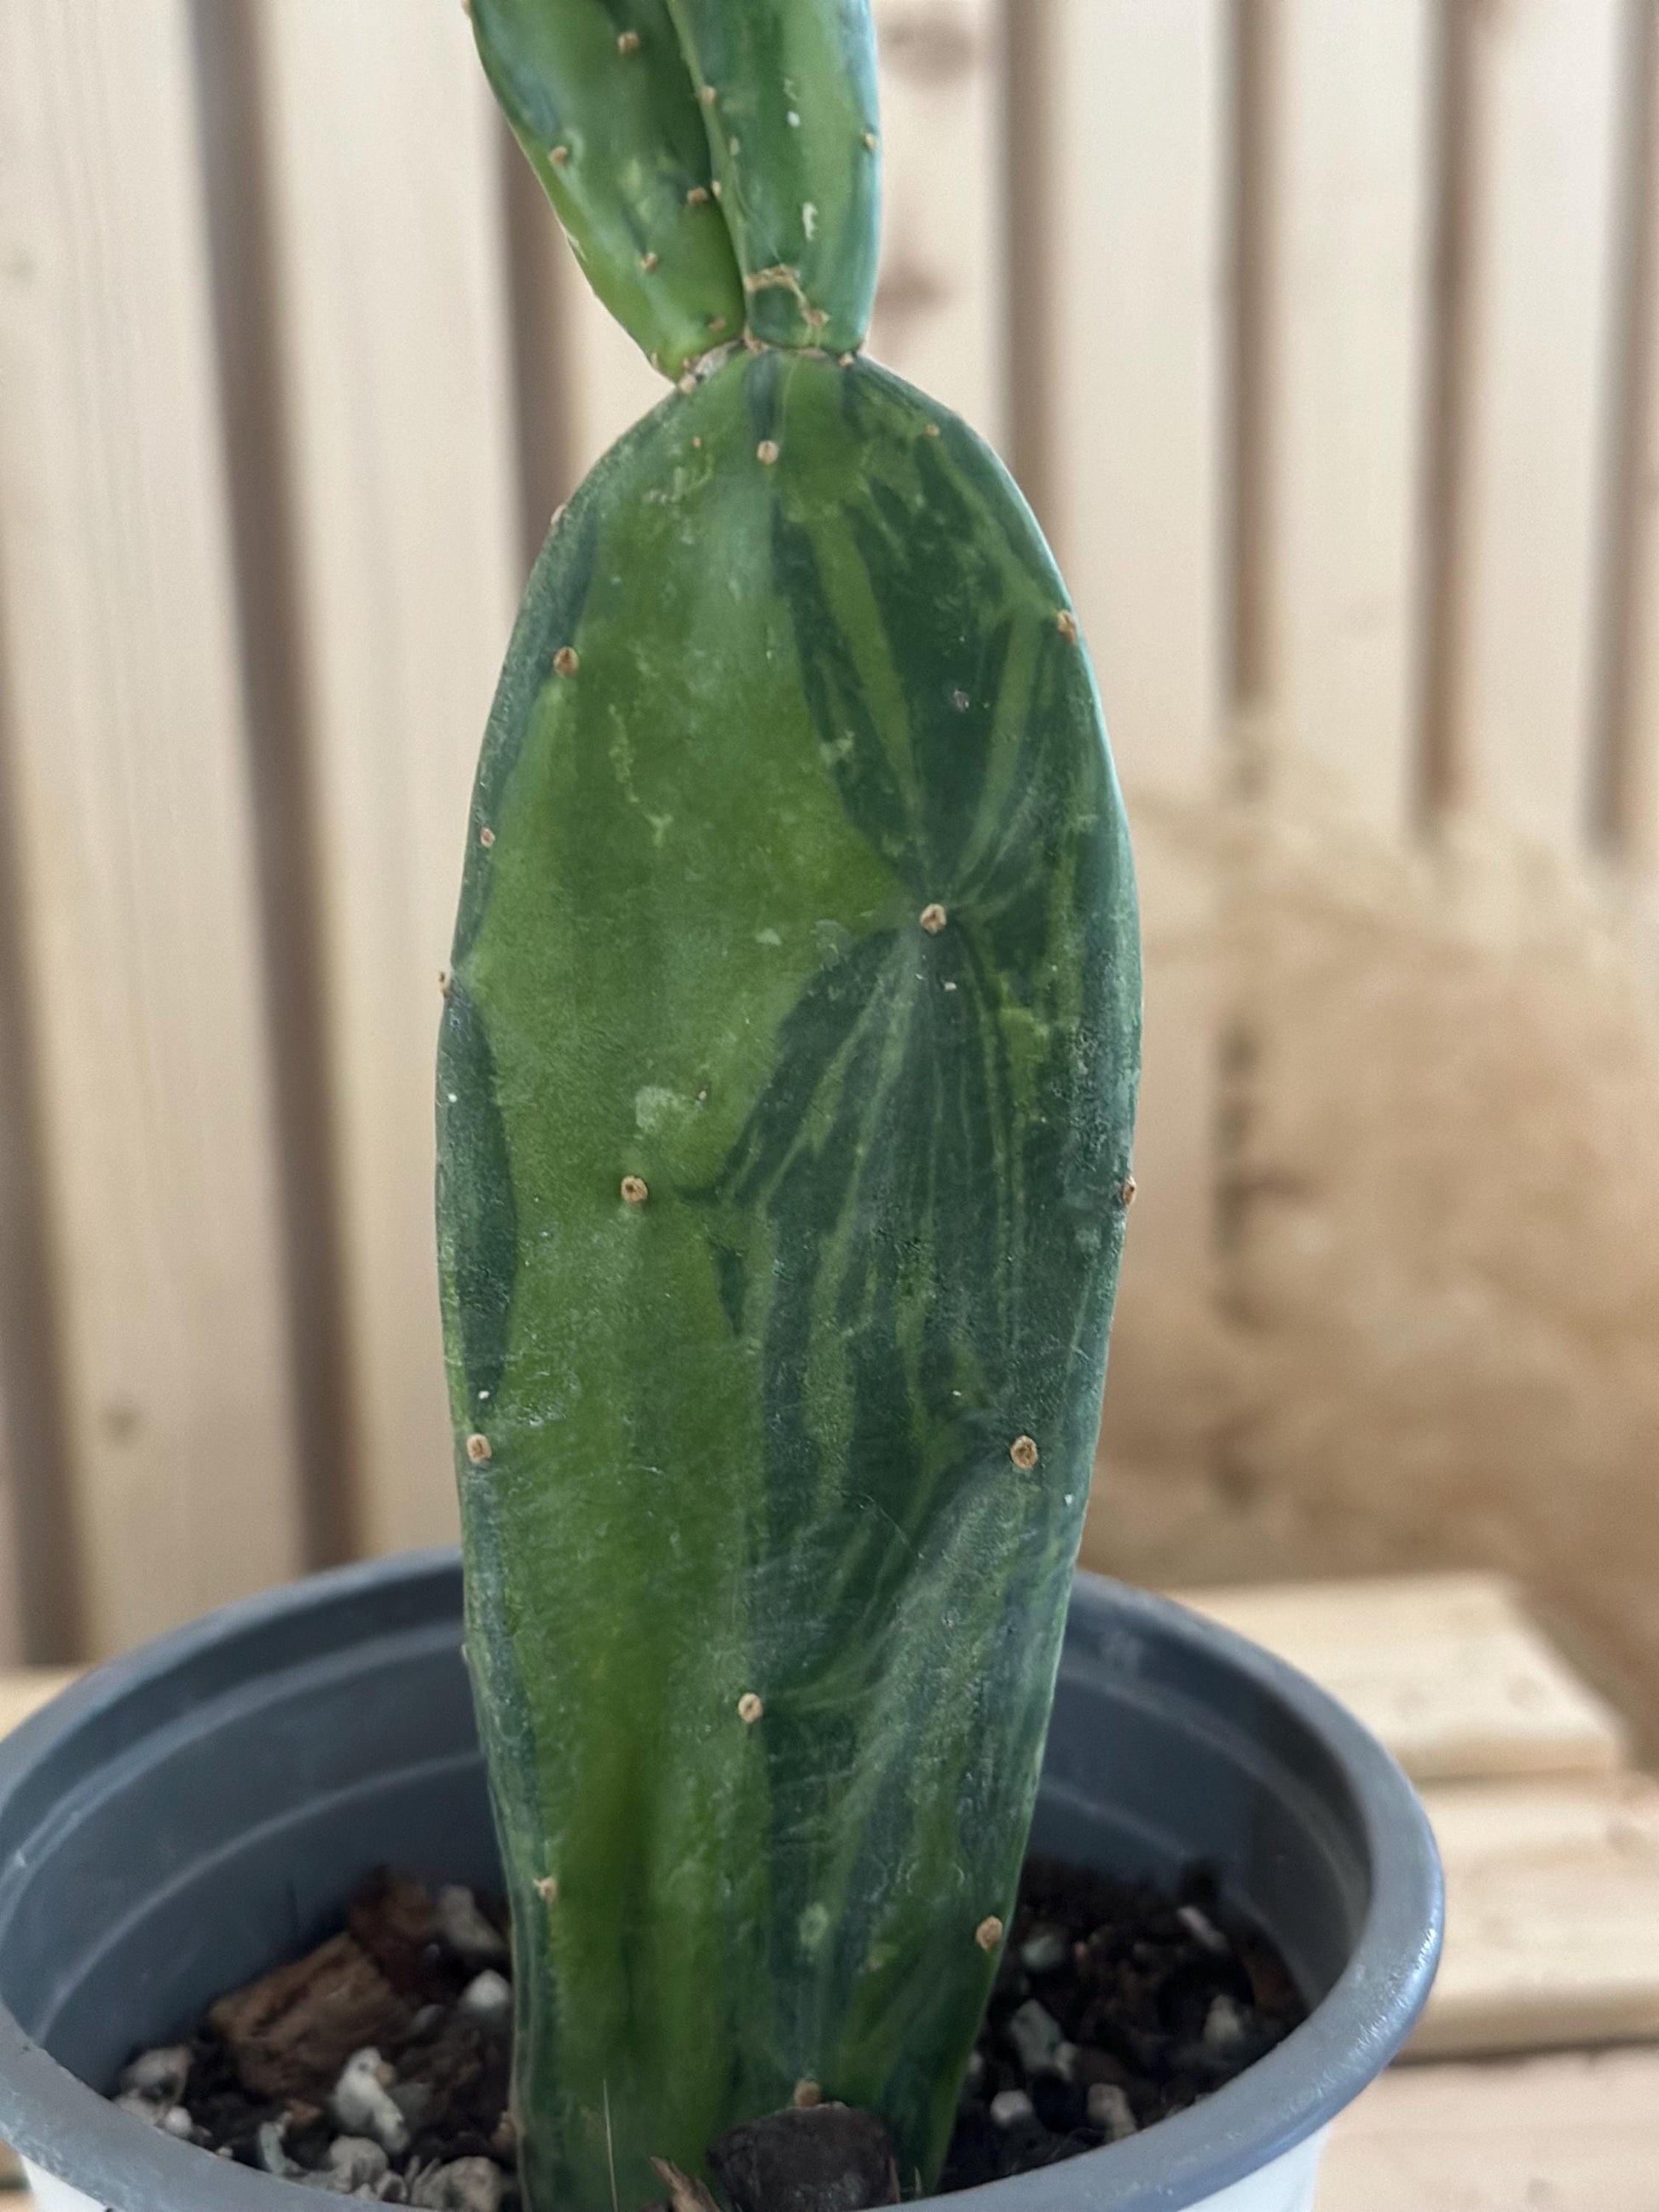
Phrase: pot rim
[{"left": 0, "top": 1551, "right": 1442, "bottom": 2212}]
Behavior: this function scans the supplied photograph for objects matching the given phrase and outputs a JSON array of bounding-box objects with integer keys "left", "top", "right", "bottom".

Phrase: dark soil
[
  {"left": 106, "top": 1860, "right": 1303, "bottom": 2206},
  {"left": 936, "top": 1857, "right": 1305, "bottom": 2190}
]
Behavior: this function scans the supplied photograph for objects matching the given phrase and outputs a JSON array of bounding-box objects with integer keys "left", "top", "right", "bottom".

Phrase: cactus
[{"left": 437, "top": 7, "right": 1141, "bottom": 2210}]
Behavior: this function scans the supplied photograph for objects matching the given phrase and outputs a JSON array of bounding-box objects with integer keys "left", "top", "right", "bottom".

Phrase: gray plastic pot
[{"left": 0, "top": 1551, "right": 1440, "bottom": 2212}]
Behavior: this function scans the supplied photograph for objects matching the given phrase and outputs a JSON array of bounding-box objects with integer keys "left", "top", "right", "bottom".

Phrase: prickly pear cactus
[{"left": 438, "top": 7, "right": 1140, "bottom": 2209}]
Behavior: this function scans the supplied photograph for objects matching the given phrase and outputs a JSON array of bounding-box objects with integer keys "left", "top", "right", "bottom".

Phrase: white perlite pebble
[
  {"left": 409, "top": 2155, "right": 505, "bottom": 2212},
  {"left": 325, "top": 2136, "right": 390, "bottom": 2192},
  {"left": 113, "top": 2092, "right": 168, "bottom": 2127},
  {"left": 1086, "top": 2082, "right": 1137, "bottom": 2140},
  {"left": 257, "top": 2119, "right": 301, "bottom": 2177},
  {"left": 459, "top": 1969, "right": 512, "bottom": 2028},
  {"left": 331, "top": 2048, "right": 411, "bottom": 2155},
  {"left": 1018, "top": 1926, "right": 1068, "bottom": 1975},
  {"left": 1007, "top": 1999, "right": 1066, "bottom": 2076},
  {"left": 117, "top": 2045, "right": 191, "bottom": 2108},
  {"left": 988, "top": 2088, "right": 1034, "bottom": 2129},
  {"left": 1202, "top": 1992, "right": 1250, "bottom": 2053},
  {"left": 436, "top": 1885, "right": 507, "bottom": 1966},
  {"left": 159, "top": 2106, "right": 194, "bottom": 2140},
  {"left": 1177, "top": 1903, "right": 1230, "bottom": 1956}
]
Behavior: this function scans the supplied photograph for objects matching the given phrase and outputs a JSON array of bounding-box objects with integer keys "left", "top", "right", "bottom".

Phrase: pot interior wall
[{"left": 0, "top": 1564, "right": 1369, "bottom": 2100}]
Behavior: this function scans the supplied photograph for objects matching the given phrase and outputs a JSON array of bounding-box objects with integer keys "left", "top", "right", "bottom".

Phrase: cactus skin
[
  {"left": 667, "top": 0, "right": 881, "bottom": 349},
  {"left": 471, "top": 0, "right": 744, "bottom": 373},
  {"left": 437, "top": 347, "right": 1140, "bottom": 2212}
]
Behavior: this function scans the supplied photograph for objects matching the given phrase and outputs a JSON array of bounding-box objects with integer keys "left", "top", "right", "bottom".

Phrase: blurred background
[{"left": 1, "top": 0, "right": 1657, "bottom": 1748}]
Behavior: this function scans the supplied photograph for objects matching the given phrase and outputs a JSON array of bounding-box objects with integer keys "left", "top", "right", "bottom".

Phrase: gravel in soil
[
  {"left": 107, "top": 1859, "right": 1303, "bottom": 2206},
  {"left": 936, "top": 1857, "right": 1305, "bottom": 2190}
]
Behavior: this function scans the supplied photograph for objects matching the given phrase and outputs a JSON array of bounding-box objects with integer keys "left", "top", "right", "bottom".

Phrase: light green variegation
[{"left": 440, "top": 11, "right": 1140, "bottom": 2212}]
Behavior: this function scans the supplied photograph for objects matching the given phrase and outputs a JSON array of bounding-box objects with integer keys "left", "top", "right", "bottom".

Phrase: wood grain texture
[
  {"left": 1442, "top": 0, "right": 1626, "bottom": 846},
  {"left": 1179, "top": 1573, "right": 1628, "bottom": 1782},
  {"left": 869, "top": 0, "right": 1005, "bottom": 445},
  {"left": 1318, "top": 2046, "right": 1659, "bottom": 2211},
  {"left": 0, "top": 0, "right": 304, "bottom": 1653},
  {"left": 1263, "top": 0, "right": 1434, "bottom": 834},
  {"left": 251, "top": 0, "right": 522, "bottom": 1555},
  {"left": 1414, "top": 1770, "right": 1659, "bottom": 2056}
]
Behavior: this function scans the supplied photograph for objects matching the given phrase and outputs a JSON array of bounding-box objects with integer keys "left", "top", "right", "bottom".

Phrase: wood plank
[
  {"left": 1441, "top": 0, "right": 1626, "bottom": 846},
  {"left": 1318, "top": 2046, "right": 1659, "bottom": 2211},
  {"left": 0, "top": 0, "right": 305, "bottom": 1653},
  {"left": 1415, "top": 1771, "right": 1659, "bottom": 2056},
  {"left": 251, "top": 0, "right": 522, "bottom": 1556},
  {"left": 869, "top": 0, "right": 1005, "bottom": 446},
  {"left": 1178, "top": 1574, "right": 1629, "bottom": 1782},
  {"left": 1031, "top": 3, "right": 1229, "bottom": 1518},
  {"left": 1263, "top": 0, "right": 1435, "bottom": 834}
]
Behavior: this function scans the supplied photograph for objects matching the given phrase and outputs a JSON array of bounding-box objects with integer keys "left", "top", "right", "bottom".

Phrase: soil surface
[{"left": 105, "top": 1859, "right": 1303, "bottom": 2206}]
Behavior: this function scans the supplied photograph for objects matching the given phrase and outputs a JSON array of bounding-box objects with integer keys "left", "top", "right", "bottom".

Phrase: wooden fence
[{"left": 1, "top": 0, "right": 1657, "bottom": 1662}]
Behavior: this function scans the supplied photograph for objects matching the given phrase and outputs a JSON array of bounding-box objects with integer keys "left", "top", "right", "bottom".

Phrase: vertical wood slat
[
  {"left": 1596, "top": 0, "right": 1659, "bottom": 873},
  {"left": 1263, "top": 0, "right": 1436, "bottom": 835},
  {"left": 0, "top": 0, "right": 305, "bottom": 1653},
  {"left": 1417, "top": 0, "right": 1488, "bottom": 825},
  {"left": 192, "top": 0, "right": 358, "bottom": 1574},
  {"left": 1035, "top": 0, "right": 1228, "bottom": 800},
  {"left": 870, "top": 0, "right": 1007, "bottom": 447},
  {"left": 1435, "top": 0, "right": 1627, "bottom": 848},
  {"left": 1026, "top": 0, "right": 1229, "bottom": 1497},
  {"left": 251, "top": 0, "right": 522, "bottom": 1557},
  {"left": 0, "top": 724, "right": 57, "bottom": 1662}
]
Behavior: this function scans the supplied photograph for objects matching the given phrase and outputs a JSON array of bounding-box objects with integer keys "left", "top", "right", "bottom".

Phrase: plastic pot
[{"left": 0, "top": 1550, "right": 1440, "bottom": 2212}]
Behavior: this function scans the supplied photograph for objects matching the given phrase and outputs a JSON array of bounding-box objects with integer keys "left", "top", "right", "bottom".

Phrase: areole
[{"left": 0, "top": 1553, "right": 1441, "bottom": 2212}]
